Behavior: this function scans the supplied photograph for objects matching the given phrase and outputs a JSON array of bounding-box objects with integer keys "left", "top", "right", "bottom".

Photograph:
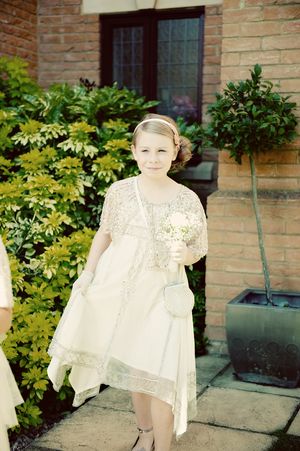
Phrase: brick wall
[
  {"left": 202, "top": 4, "right": 222, "bottom": 123},
  {"left": 37, "top": 1, "right": 222, "bottom": 119},
  {"left": 38, "top": 0, "right": 100, "bottom": 87},
  {"left": 205, "top": 0, "right": 300, "bottom": 354},
  {"left": 0, "top": 0, "right": 38, "bottom": 78}
]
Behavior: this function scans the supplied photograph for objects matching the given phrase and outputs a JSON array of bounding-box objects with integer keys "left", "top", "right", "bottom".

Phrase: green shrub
[{"left": 0, "top": 56, "right": 206, "bottom": 430}]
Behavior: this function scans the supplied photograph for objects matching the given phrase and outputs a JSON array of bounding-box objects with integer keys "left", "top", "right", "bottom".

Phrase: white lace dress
[
  {"left": 48, "top": 176, "right": 208, "bottom": 437},
  {"left": 0, "top": 238, "right": 23, "bottom": 450}
]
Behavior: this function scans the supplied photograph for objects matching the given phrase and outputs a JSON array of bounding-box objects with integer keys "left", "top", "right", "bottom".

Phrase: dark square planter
[{"left": 226, "top": 289, "right": 300, "bottom": 388}]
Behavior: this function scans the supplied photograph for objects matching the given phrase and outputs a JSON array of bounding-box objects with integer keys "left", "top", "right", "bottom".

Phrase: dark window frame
[{"left": 100, "top": 7, "right": 205, "bottom": 122}]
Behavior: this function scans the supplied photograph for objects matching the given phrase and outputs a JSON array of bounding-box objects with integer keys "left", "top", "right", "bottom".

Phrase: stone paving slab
[
  {"left": 195, "top": 387, "right": 299, "bottom": 433},
  {"left": 26, "top": 355, "right": 299, "bottom": 451},
  {"left": 196, "top": 355, "right": 230, "bottom": 393},
  {"left": 88, "top": 387, "right": 134, "bottom": 413},
  {"left": 213, "top": 365, "right": 300, "bottom": 398},
  {"left": 26, "top": 408, "right": 277, "bottom": 451},
  {"left": 26, "top": 403, "right": 137, "bottom": 451},
  {"left": 172, "top": 423, "right": 276, "bottom": 451},
  {"left": 287, "top": 410, "right": 300, "bottom": 436}
]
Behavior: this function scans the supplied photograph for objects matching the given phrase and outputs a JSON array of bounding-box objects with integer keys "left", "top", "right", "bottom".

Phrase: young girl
[
  {"left": 48, "top": 113, "right": 208, "bottom": 451},
  {"left": 0, "top": 237, "right": 23, "bottom": 451}
]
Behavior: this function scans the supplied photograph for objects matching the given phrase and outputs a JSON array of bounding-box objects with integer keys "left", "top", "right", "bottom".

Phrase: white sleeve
[
  {"left": 0, "top": 237, "right": 13, "bottom": 308},
  {"left": 186, "top": 193, "right": 208, "bottom": 262}
]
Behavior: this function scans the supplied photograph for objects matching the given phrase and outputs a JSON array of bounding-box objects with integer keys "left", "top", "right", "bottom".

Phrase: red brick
[
  {"left": 206, "top": 299, "right": 227, "bottom": 312},
  {"left": 63, "top": 0, "right": 81, "bottom": 4},
  {"left": 207, "top": 204, "right": 225, "bottom": 217},
  {"left": 244, "top": 218, "right": 285, "bottom": 235},
  {"left": 39, "top": 43, "right": 74, "bottom": 53},
  {"left": 219, "top": 176, "right": 251, "bottom": 191},
  {"left": 64, "top": 51, "right": 99, "bottom": 62},
  {"left": 38, "top": 15, "right": 63, "bottom": 24},
  {"left": 276, "top": 164, "right": 300, "bottom": 177},
  {"left": 260, "top": 203, "right": 300, "bottom": 220},
  {"left": 62, "top": 15, "right": 86, "bottom": 24},
  {"left": 222, "top": 52, "right": 240, "bottom": 66},
  {"left": 63, "top": 32, "right": 99, "bottom": 43},
  {"left": 286, "top": 221, "right": 300, "bottom": 235},
  {"left": 223, "top": 7, "right": 263, "bottom": 23},
  {"left": 285, "top": 249, "right": 300, "bottom": 261},
  {"left": 241, "top": 49, "right": 281, "bottom": 64},
  {"left": 221, "top": 66, "right": 256, "bottom": 82},
  {"left": 223, "top": 37, "right": 261, "bottom": 52},
  {"left": 245, "top": 0, "right": 275, "bottom": 5},
  {"left": 38, "top": 6, "right": 80, "bottom": 15},
  {"left": 206, "top": 5, "right": 222, "bottom": 16},
  {"left": 223, "top": 0, "right": 241, "bottom": 8},
  {"left": 263, "top": 5, "right": 300, "bottom": 20},
  {"left": 65, "top": 41, "right": 99, "bottom": 52},
  {"left": 244, "top": 246, "right": 285, "bottom": 262},
  {"left": 206, "top": 270, "right": 244, "bottom": 287},
  {"left": 241, "top": 21, "right": 280, "bottom": 36},
  {"left": 223, "top": 258, "right": 262, "bottom": 274},
  {"left": 204, "top": 46, "right": 218, "bottom": 56},
  {"left": 256, "top": 164, "right": 277, "bottom": 177},
  {"left": 206, "top": 285, "right": 243, "bottom": 300},
  {"left": 257, "top": 178, "right": 299, "bottom": 190},
  {"left": 281, "top": 21, "right": 300, "bottom": 34},
  {"left": 258, "top": 150, "right": 298, "bottom": 164},
  {"left": 210, "top": 217, "right": 244, "bottom": 232},
  {"left": 223, "top": 201, "right": 253, "bottom": 217},
  {"left": 263, "top": 64, "right": 300, "bottom": 79},
  {"left": 204, "top": 36, "right": 223, "bottom": 46},
  {"left": 265, "top": 234, "right": 300, "bottom": 248},
  {"left": 270, "top": 276, "right": 300, "bottom": 291},
  {"left": 279, "top": 79, "right": 300, "bottom": 92},
  {"left": 203, "top": 55, "right": 222, "bottom": 65},
  {"left": 40, "top": 34, "right": 63, "bottom": 44},
  {"left": 205, "top": 325, "right": 227, "bottom": 342},
  {"left": 281, "top": 49, "right": 300, "bottom": 64},
  {"left": 206, "top": 312, "right": 225, "bottom": 327},
  {"left": 270, "top": 262, "right": 300, "bottom": 278},
  {"left": 242, "top": 273, "right": 265, "bottom": 288},
  {"left": 262, "top": 35, "right": 300, "bottom": 50}
]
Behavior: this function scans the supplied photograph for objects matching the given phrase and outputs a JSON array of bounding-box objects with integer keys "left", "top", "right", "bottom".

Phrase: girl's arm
[
  {"left": 84, "top": 229, "right": 112, "bottom": 274},
  {"left": 0, "top": 307, "right": 12, "bottom": 334}
]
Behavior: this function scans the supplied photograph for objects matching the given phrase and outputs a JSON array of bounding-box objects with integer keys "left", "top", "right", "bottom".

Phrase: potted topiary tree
[{"left": 205, "top": 64, "right": 300, "bottom": 387}]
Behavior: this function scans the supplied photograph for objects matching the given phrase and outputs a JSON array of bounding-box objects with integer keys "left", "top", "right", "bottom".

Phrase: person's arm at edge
[{"left": 0, "top": 307, "right": 12, "bottom": 334}]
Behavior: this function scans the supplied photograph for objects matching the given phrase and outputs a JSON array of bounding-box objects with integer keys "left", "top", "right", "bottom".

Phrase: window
[{"left": 101, "top": 8, "right": 204, "bottom": 122}]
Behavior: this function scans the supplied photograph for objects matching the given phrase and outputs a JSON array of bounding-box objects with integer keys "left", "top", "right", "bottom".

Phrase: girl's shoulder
[
  {"left": 109, "top": 177, "right": 134, "bottom": 192},
  {"left": 178, "top": 183, "right": 202, "bottom": 204},
  {"left": 106, "top": 177, "right": 136, "bottom": 203}
]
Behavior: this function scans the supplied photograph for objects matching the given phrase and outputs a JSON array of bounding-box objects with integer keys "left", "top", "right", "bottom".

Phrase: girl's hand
[
  {"left": 169, "top": 241, "right": 188, "bottom": 265},
  {"left": 73, "top": 270, "right": 94, "bottom": 295}
]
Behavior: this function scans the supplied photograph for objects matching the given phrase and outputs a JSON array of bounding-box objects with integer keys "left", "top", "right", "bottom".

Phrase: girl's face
[{"left": 132, "top": 131, "right": 177, "bottom": 178}]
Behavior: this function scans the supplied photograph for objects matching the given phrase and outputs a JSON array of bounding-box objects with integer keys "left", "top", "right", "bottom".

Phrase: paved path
[{"left": 26, "top": 355, "right": 300, "bottom": 451}]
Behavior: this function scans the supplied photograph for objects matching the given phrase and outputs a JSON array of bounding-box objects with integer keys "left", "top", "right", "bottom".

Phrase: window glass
[
  {"left": 157, "top": 18, "right": 199, "bottom": 121},
  {"left": 102, "top": 10, "right": 204, "bottom": 122},
  {"left": 113, "top": 26, "right": 143, "bottom": 94}
]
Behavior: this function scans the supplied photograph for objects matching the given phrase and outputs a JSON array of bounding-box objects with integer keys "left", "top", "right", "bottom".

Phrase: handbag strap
[{"left": 134, "top": 176, "right": 149, "bottom": 228}]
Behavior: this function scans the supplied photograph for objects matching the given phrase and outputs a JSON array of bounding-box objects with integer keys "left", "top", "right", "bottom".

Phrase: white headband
[{"left": 133, "top": 118, "right": 180, "bottom": 147}]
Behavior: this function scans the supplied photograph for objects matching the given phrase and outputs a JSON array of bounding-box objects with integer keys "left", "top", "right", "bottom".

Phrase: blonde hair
[{"left": 132, "top": 113, "right": 192, "bottom": 171}]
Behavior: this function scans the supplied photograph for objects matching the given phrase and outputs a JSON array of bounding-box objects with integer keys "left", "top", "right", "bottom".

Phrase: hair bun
[{"left": 172, "top": 136, "right": 192, "bottom": 171}]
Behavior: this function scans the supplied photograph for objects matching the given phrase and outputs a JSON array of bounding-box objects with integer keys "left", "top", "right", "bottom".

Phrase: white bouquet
[{"left": 160, "top": 212, "right": 198, "bottom": 272}]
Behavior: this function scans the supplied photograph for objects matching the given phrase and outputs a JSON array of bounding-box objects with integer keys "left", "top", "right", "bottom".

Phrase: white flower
[
  {"left": 168, "top": 212, "right": 189, "bottom": 228},
  {"left": 159, "top": 212, "right": 199, "bottom": 242}
]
